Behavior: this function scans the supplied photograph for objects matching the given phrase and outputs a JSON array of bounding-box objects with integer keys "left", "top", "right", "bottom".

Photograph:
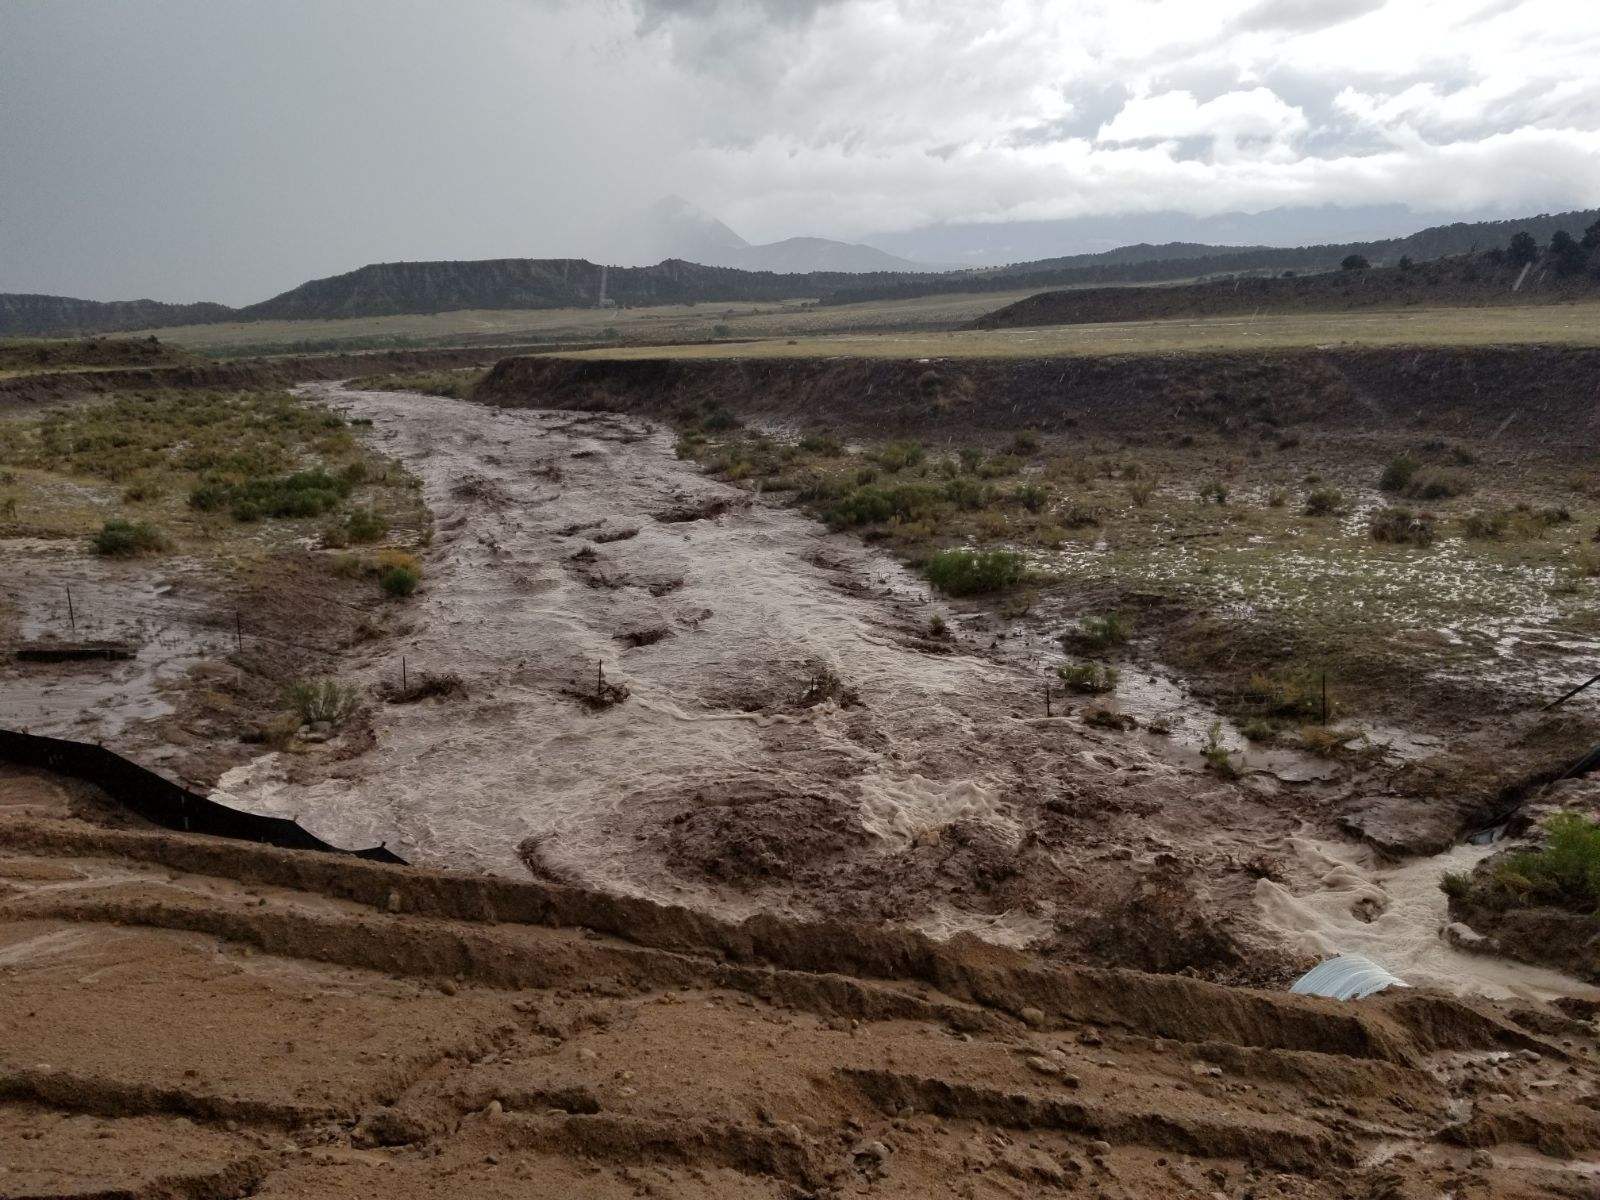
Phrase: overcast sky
[{"left": 3, "top": 0, "right": 1598, "bottom": 304}]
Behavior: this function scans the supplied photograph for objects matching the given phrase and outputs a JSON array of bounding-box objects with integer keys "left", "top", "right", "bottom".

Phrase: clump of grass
[
  {"left": 91, "top": 519, "right": 170, "bottom": 557},
  {"left": 798, "top": 431, "right": 844, "bottom": 456},
  {"left": 376, "top": 548, "right": 421, "bottom": 598},
  {"left": 1243, "top": 671, "right": 1327, "bottom": 721},
  {"left": 1058, "top": 661, "right": 1118, "bottom": 694},
  {"left": 1201, "top": 721, "right": 1240, "bottom": 778},
  {"left": 1450, "top": 813, "right": 1600, "bottom": 914},
  {"left": 1405, "top": 471, "right": 1471, "bottom": 501},
  {"left": 1239, "top": 718, "right": 1276, "bottom": 742},
  {"left": 921, "top": 548, "right": 1023, "bottom": 596},
  {"left": 1009, "top": 431, "right": 1040, "bottom": 455},
  {"left": 1266, "top": 488, "right": 1288, "bottom": 508},
  {"left": 1010, "top": 483, "right": 1048, "bottom": 513},
  {"left": 190, "top": 467, "right": 353, "bottom": 523},
  {"left": 1302, "top": 487, "right": 1346, "bottom": 517},
  {"left": 871, "top": 441, "right": 924, "bottom": 472},
  {"left": 343, "top": 507, "right": 388, "bottom": 544},
  {"left": 1299, "top": 725, "right": 1358, "bottom": 757},
  {"left": 1126, "top": 480, "right": 1154, "bottom": 506},
  {"left": 700, "top": 405, "right": 740, "bottom": 432},
  {"left": 927, "top": 613, "right": 949, "bottom": 639},
  {"left": 1070, "top": 612, "right": 1130, "bottom": 652},
  {"left": 1369, "top": 506, "right": 1436, "bottom": 546},
  {"left": 1379, "top": 453, "right": 1419, "bottom": 493},
  {"left": 1198, "top": 480, "right": 1228, "bottom": 504},
  {"left": 285, "top": 677, "right": 362, "bottom": 726},
  {"left": 1460, "top": 508, "right": 1509, "bottom": 539},
  {"left": 348, "top": 369, "right": 484, "bottom": 399}
]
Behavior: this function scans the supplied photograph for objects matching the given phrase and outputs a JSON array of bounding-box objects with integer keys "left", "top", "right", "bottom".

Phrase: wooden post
[
  {"left": 1044, "top": 682, "right": 1051, "bottom": 718},
  {"left": 402, "top": 656, "right": 408, "bottom": 691},
  {"left": 234, "top": 611, "right": 242, "bottom": 653},
  {"left": 596, "top": 659, "right": 603, "bottom": 698},
  {"left": 65, "top": 586, "right": 75, "bottom": 635}
]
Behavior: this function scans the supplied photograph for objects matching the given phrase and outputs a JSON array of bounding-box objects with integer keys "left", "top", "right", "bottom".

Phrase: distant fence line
[{"left": 0, "top": 726, "right": 406, "bottom": 864}]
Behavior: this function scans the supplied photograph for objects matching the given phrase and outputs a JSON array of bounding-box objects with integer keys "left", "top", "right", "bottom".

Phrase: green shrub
[
  {"left": 1009, "top": 431, "right": 1040, "bottom": 455},
  {"left": 1461, "top": 508, "right": 1509, "bottom": 539},
  {"left": 344, "top": 507, "right": 388, "bottom": 544},
  {"left": 976, "top": 454, "right": 1020, "bottom": 479},
  {"left": 1074, "top": 612, "right": 1130, "bottom": 651},
  {"left": 798, "top": 432, "right": 843, "bottom": 456},
  {"left": 285, "top": 677, "right": 362, "bottom": 726},
  {"left": 941, "top": 477, "right": 994, "bottom": 510},
  {"left": 380, "top": 564, "right": 420, "bottom": 597},
  {"left": 870, "top": 441, "right": 924, "bottom": 472},
  {"left": 190, "top": 467, "right": 353, "bottom": 522},
  {"left": 1379, "top": 453, "right": 1418, "bottom": 492},
  {"left": 1199, "top": 480, "right": 1228, "bottom": 504},
  {"left": 1469, "top": 814, "right": 1600, "bottom": 913},
  {"left": 1369, "top": 506, "right": 1436, "bottom": 546},
  {"left": 1011, "top": 483, "right": 1049, "bottom": 513},
  {"left": 1058, "top": 661, "right": 1118, "bottom": 694},
  {"left": 922, "top": 548, "right": 1024, "bottom": 595},
  {"left": 1302, "top": 488, "right": 1346, "bottom": 517},
  {"left": 91, "top": 519, "right": 170, "bottom": 557},
  {"left": 1406, "top": 471, "right": 1471, "bottom": 501},
  {"left": 700, "top": 406, "right": 739, "bottom": 432},
  {"left": 825, "top": 482, "right": 943, "bottom": 528}
]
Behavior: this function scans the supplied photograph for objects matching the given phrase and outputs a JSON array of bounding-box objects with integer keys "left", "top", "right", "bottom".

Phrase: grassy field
[
  {"left": 554, "top": 301, "right": 1600, "bottom": 360},
  {"left": 674, "top": 405, "right": 1600, "bottom": 732},
  {"left": 0, "top": 388, "right": 427, "bottom": 562},
  {"left": 121, "top": 290, "right": 1048, "bottom": 354}
]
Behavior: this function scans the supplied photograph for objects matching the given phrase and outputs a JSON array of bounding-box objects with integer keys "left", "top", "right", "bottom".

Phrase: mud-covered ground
[
  {"left": 6, "top": 376, "right": 1597, "bottom": 1001},
  {"left": 7, "top": 781, "right": 1599, "bottom": 1199},
  {"left": 191, "top": 382, "right": 1592, "bottom": 1000}
]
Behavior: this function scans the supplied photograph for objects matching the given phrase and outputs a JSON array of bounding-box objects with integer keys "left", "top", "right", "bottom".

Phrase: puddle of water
[
  {"left": 1254, "top": 833, "right": 1600, "bottom": 1002},
  {"left": 0, "top": 547, "right": 229, "bottom": 742}
]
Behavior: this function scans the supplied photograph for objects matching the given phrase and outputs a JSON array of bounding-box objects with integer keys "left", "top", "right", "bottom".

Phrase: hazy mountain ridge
[
  {"left": 0, "top": 293, "right": 234, "bottom": 338},
  {"left": 4, "top": 207, "right": 1596, "bottom": 336}
]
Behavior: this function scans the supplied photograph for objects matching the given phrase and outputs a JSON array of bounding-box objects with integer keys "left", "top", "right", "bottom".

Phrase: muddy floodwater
[
  {"left": 217, "top": 383, "right": 1099, "bottom": 937},
  {"left": 5, "top": 380, "right": 1593, "bottom": 998}
]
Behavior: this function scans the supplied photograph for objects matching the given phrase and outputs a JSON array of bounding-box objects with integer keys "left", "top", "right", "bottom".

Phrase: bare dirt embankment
[
  {"left": 4, "top": 771, "right": 1600, "bottom": 1198},
  {"left": 0, "top": 345, "right": 532, "bottom": 412},
  {"left": 478, "top": 345, "right": 1600, "bottom": 451}
]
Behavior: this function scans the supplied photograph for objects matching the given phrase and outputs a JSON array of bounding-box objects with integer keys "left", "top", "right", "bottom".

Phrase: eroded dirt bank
[
  {"left": 3, "top": 784, "right": 1599, "bottom": 1198},
  {"left": 478, "top": 346, "right": 1600, "bottom": 451}
]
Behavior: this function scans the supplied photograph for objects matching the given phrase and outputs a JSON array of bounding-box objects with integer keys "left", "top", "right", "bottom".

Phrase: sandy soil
[{"left": 2, "top": 787, "right": 1598, "bottom": 1199}]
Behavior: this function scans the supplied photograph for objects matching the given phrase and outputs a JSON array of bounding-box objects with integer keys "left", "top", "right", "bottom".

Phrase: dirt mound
[{"left": 3, "top": 793, "right": 1597, "bottom": 1197}]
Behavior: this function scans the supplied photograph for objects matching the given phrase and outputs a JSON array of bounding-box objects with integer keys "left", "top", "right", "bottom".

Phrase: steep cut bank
[
  {"left": 477, "top": 346, "right": 1600, "bottom": 451},
  {"left": 970, "top": 255, "right": 1600, "bottom": 330}
]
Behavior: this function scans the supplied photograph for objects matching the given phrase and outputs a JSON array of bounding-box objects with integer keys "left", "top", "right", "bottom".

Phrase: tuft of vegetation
[
  {"left": 1460, "top": 508, "right": 1509, "bottom": 540},
  {"left": 343, "top": 507, "right": 389, "bottom": 544},
  {"left": 348, "top": 369, "right": 484, "bottom": 399},
  {"left": 1071, "top": 612, "right": 1131, "bottom": 652},
  {"left": 1198, "top": 480, "right": 1229, "bottom": 505},
  {"left": 1449, "top": 813, "right": 1600, "bottom": 914},
  {"left": 91, "top": 518, "right": 170, "bottom": 557},
  {"left": 1369, "top": 506, "right": 1436, "bottom": 546},
  {"left": 190, "top": 467, "right": 354, "bottom": 523},
  {"left": 1058, "top": 660, "right": 1119, "bottom": 694},
  {"left": 1302, "top": 487, "right": 1347, "bottom": 517},
  {"left": 921, "top": 548, "right": 1024, "bottom": 595},
  {"left": 1201, "top": 721, "right": 1240, "bottom": 778},
  {"left": 376, "top": 548, "right": 421, "bottom": 597},
  {"left": 1379, "top": 453, "right": 1419, "bottom": 493},
  {"left": 1009, "top": 431, "right": 1040, "bottom": 455},
  {"left": 285, "top": 677, "right": 362, "bottom": 726},
  {"left": 870, "top": 441, "right": 924, "bottom": 471}
]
